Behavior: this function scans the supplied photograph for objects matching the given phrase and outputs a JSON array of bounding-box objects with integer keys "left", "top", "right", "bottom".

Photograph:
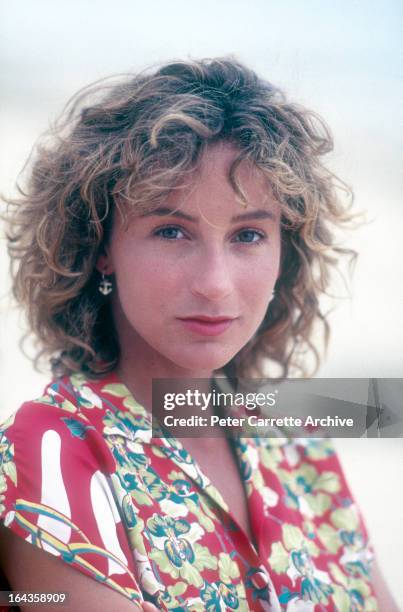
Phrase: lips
[
  {"left": 181, "top": 315, "right": 236, "bottom": 323},
  {"left": 177, "top": 315, "right": 237, "bottom": 337}
]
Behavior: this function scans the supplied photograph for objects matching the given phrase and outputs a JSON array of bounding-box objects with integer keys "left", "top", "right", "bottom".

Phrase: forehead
[
  {"left": 195, "top": 142, "right": 269, "bottom": 192},
  {"left": 114, "top": 141, "right": 280, "bottom": 230},
  {"left": 164, "top": 142, "right": 279, "bottom": 217}
]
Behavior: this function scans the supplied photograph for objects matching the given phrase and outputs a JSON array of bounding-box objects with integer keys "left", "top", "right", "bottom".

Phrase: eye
[
  {"left": 233, "top": 229, "right": 266, "bottom": 244},
  {"left": 154, "top": 225, "right": 187, "bottom": 240}
]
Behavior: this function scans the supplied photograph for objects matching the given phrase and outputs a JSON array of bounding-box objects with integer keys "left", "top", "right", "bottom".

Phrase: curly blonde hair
[{"left": 4, "top": 57, "right": 354, "bottom": 380}]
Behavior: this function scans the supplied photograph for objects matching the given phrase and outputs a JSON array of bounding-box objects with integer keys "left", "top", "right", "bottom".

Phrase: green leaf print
[
  {"left": 235, "top": 583, "right": 249, "bottom": 611},
  {"left": 305, "top": 538, "right": 320, "bottom": 557},
  {"left": 297, "top": 463, "right": 317, "bottom": 483},
  {"left": 277, "top": 468, "right": 293, "bottom": 487},
  {"left": 199, "top": 496, "right": 219, "bottom": 520},
  {"left": 127, "top": 520, "right": 148, "bottom": 556},
  {"left": 307, "top": 492, "right": 331, "bottom": 516},
  {"left": 102, "top": 383, "right": 131, "bottom": 398},
  {"left": 317, "top": 523, "right": 341, "bottom": 554},
  {"left": 149, "top": 549, "right": 178, "bottom": 578},
  {"left": 364, "top": 596, "right": 380, "bottom": 611},
  {"left": 330, "top": 563, "right": 378, "bottom": 612},
  {"left": 0, "top": 474, "right": 6, "bottom": 515},
  {"left": 283, "top": 524, "right": 304, "bottom": 550},
  {"left": 168, "top": 470, "right": 184, "bottom": 481},
  {"left": 174, "top": 518, "right": 192, "bottom": 535},
  {"left": 251, "top": 468, "right": 264, "bottom": 490},
  {"left": 122, "top": 493, "right": 138, "bottom": 527},
  {"left": 304, "top": 439, "right": 335, "bottom": 460},
  {"left": 123, "top": 396, "right": 145, "bottom": 414},
  {"left": 61, "top": 417, "right": 95, "bottom": 439},
  {"left": 218, "top": 552, "right": 240, "bottom": 583},
  {"left": 131, "top": 489, "right": 154, "bottom": 507},
  {"left": 329, "top": 562, "right": 349, "bottom": 588},
  {"left": 185, "top": 499, "right": 215, "bottom": 532},
  {"left": 167, "top": 582, "right": 187, "bottom": 597},
  {"left": 193, "top": 544, "right": 218, "bottom": 571},
  {"left": 61, "top": 399, "right": 78, "bottom": 413},
  {"left": 268, "top": 541, "right": 289, "bottom": 574},
  {"left": 180, "top": 562, "right": 203, "bottom": 587},
  {"left": 331, "top": 507, "right": 359, "bottom": 531},
  {"left": 331, "top": 584, "right": 351, "bottom": 612},
  {"left": 314, "top": 471, "right": 341, "bottom": 493},
  {"left": 348, "top": 578, "right": 370, "bottom": 598},
  {"left": 70, "top": 372, "right": 86, "bottom": 387},
  {"left": 260, "top": 445, "right": 283, "bottom": 470},
  {"left": 204, "top": 484, "right": 228, "bottom": 510},
  {"left": 3, "top": 460, "right": 17, "bottom": 487}
]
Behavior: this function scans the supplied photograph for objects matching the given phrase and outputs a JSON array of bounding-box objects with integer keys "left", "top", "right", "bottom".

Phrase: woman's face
[{"left": 99, "top": 142, "right": 281, "bottom": 374}]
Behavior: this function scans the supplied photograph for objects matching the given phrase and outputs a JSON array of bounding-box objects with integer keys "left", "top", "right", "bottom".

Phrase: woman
[{"left": 0, "top": 58, "right": 396, "bottom": 611}]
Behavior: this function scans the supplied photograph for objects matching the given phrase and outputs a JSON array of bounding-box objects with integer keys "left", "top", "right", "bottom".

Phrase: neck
[{"left": 114, "top": 329, "right": 214, "bottom": 413}]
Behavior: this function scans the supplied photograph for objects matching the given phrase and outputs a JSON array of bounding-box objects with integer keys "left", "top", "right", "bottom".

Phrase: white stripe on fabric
[
  {"left": 90, "top": 470, "right": 128, "bottom": 575},
  {"left": 39, "top": 429, "right": 71, "bottom": 554}
]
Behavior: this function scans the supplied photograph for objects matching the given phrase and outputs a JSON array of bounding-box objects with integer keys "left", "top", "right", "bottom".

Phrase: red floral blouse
[{"left": 0, "top": 372, "right": 379, "bottom": 611}]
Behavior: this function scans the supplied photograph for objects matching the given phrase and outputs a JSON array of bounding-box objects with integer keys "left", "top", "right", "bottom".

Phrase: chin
[{"left": 169, "top": 347, "right": 238, "bottom": 374}]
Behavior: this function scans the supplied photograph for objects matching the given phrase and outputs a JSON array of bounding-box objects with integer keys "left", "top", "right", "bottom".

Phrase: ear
[{"left": 95, "top": 252, "right": 114, "bottom": 275}]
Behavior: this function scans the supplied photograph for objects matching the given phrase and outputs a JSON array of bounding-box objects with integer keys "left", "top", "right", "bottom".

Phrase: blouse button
[{"left": 251, "top": 569, "right": 270, "bottom": 589}]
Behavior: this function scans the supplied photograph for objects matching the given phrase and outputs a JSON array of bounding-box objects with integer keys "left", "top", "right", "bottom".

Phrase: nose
[{"left": 189, "top": 247, "right": 234, "bottom": 302}]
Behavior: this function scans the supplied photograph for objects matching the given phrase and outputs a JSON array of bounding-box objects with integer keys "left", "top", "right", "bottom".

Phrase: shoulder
[
  {"left": 0, "top": 371, "right": 144, "bottom": 442},
  {"left": 0, "top": 371, "right": 148, "bottom": 606},
  {"left": 0, "top": 372, "right": 147, "bottom": 524},
  {"left": 0, "top": 375, "right": 104, "bottom": 467},
  {"left": 0, "top": 370, "right": 151, "bottom": 484},
  {"left": 0, "top": 373, "right": 144, "bottom": 600}
]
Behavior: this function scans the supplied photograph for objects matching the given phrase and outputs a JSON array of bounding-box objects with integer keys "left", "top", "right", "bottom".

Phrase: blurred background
[{"left": 1, "top": 0, "right": 402, "bottom": 605}]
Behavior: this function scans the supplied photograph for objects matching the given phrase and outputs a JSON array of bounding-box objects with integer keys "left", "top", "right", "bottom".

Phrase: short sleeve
[{"left": 0, "top": 401, "right": 143, "bottom": 606}]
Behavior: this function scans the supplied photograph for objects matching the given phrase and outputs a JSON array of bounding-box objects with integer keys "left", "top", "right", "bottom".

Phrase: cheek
[
  {"left": 113, "top": 249, "right": 179, "bottom": 315},
  {"left": 239, "top": 255, "right": 280, "bottom": 305}
]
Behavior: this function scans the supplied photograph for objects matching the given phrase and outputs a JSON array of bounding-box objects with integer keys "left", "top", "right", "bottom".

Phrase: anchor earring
[{"left": 98, "top": 273, "right": 113, "bottom": 296}]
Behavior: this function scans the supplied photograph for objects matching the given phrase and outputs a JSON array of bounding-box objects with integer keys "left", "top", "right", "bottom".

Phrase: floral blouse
[{"left": 0, "top": 372, "right": 379, "bottom": 611}]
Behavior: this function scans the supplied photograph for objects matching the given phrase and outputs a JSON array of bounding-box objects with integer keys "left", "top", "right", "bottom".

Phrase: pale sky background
[{"left": 0, "top": 0, "right": 402, "bottom": 604}]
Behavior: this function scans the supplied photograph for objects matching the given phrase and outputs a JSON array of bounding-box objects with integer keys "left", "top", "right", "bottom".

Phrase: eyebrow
[{"left": 140, "top": 206, "right": 276, "bottom": 223}]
